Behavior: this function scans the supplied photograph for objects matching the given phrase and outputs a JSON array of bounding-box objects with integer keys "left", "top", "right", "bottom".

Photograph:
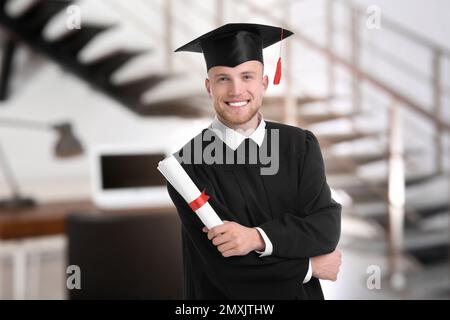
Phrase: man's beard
[{"left": 215, "top": 100, "right": 261, "bottom": 126}]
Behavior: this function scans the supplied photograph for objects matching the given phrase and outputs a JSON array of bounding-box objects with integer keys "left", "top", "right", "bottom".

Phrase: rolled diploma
[{"left": 157, "top": 155, "right": 223, "bottom": 229}]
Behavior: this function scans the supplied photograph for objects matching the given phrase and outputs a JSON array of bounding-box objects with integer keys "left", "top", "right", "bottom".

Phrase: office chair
[{"left": 66, "top": 212, "right": 183, "bottom": 299}]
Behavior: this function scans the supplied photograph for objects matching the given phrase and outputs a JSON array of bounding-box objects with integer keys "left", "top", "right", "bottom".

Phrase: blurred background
[{"left": 0, "top": 0, "right": 448, "bottom": 300}]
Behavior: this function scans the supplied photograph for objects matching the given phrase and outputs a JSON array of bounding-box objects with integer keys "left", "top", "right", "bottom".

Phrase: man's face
[{"left": 205, "top": 60, "right": 268, "bottom": 128}]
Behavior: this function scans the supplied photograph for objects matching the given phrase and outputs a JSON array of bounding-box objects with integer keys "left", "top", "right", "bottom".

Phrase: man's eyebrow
[
  {"left": 214, "top": 73, "right": 231, "bottom": 78},
  {"left": 213, "top": 71, "right": 257, "bottom": 78}
]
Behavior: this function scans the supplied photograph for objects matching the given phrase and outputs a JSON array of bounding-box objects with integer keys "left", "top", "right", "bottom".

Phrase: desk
[
  {"left": 0, "top": 199, "right": 176, "bottom": 240},
  {"left": 0, "top": 199, "right": 177, "bottom": 299}
]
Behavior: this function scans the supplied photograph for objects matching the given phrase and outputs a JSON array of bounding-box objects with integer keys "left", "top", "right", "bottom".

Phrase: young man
[{"left": 167, "top": 23, "right": 342, "bottom": 299}]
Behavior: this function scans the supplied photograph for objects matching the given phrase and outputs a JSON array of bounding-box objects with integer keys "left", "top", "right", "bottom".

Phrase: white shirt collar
[{"left": 209, "top": 113, "right": 266, "bottom": 151}]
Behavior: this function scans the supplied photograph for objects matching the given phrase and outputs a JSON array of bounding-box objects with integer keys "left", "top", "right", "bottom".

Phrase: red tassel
[{"left": 273, "top": 57, "right": 282, "bottom": 85}]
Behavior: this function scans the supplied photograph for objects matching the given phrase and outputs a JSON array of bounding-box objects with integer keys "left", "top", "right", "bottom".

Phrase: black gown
[{"left": 167, "top": 121, "right": 341, "bottom": 300}]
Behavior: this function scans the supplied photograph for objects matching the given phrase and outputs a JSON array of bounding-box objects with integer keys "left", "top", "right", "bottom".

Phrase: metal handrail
[
  {"left": 107, "top": 0, "right": 164, "bottom": 43},
  {"left": 105, "top": 0, "right": 450, "bottom": 132},
  {"left": 233, "top": 0, "right": 450, "bottom": 132},
  {"left": 266, "top": 0, "right": 450, "bottom": 58},
  {"left": 331, "top": 24, "right": 437, "bottom": 86},
  {"left": 106, "top": 0, "right": 206, "bottom": 76},
  {"left": 337, "top": 0, "right": 450, "bottom": 58}
]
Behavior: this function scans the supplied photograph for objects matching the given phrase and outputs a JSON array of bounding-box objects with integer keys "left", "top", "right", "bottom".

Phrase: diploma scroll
[{"left": 157, "top": 155, "right": 223, "bottom": 229}]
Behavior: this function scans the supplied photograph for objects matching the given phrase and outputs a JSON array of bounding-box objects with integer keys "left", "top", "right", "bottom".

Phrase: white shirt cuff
[
  {"left": 254, "top": 227, "right": 273, "bottom": 257},
  {"left": 303, "top": 258, "right": 312, "bottom": 284},
  {"left": 254, "top": 228, "right": 311, "bottom": 283}
]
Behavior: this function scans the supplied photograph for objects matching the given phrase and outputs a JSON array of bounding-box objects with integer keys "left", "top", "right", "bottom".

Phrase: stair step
[
  {"left": 405, "top": 231, "right": 449, "bottom": 265},
  {"left": 343, "top": 192, "right": 448, "bottom": 233},
  {"left": 405, "top": 263, "right": 450, "bottom": 299},
  {"left": 361, "top": 209, "right": 448, "bottom": 232},
  {"left": 325, "top": 163, "right": 357, "bottom": 174},
  {"left": 262, "top": 96, "right": 336, "bottom": 122},
  {"left": 113, "top": 75, "right": 171, "bottom": 103},
  {"left": 345, "top": 189, "right": 384, "bottom": 203},
  {"left": 139, "top": 95, "right": 212, "bottom": 117},
  {"left": 324, "top": 152, "right": 388, "bottom": 174},
  {"left": 263, "top": 95, "right": 334, "bottom": 107},
  {"left": 54, "top": 25, "right": 111, "bottom": 58},
  {"left": 298, "top": 111, "right": 360, "bottom": 125},
  {"left": 330, "top": 172, "right": 441, "bottom": 190},
  {"left": 316, "top": 132, "right": 379, "bottom": 146},
  {"left": 339, "top": 152, "right": 387, "bottom": 165},
  {"left": 415, "top": 211, "right": 449, "bottom": 232},
  {"left": 15, "top": 0, "right": 73, "bottom": 33},
  {"left": 415, "top": 203, "right": 450, "bottom": 219},
  {"left": 404, "top": 172, "right": 441, "bottom": 187},
  {"left": 86, "top": 50, "right": 145, "bottom": 86}
]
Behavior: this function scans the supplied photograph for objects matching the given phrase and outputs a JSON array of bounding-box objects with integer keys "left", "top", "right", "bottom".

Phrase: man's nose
[{"left": 228, "top": 80, "right": 244, "bottom": 96}]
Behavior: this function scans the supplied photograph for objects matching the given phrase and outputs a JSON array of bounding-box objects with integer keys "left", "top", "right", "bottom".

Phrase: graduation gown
[{"left": 167, "top": 121, "right": 341, "bottom": 300}]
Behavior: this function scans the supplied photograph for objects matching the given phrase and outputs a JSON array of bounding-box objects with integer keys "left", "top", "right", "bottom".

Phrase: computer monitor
[{"left": 89, "top": 144, "right": 172, "bottom": 209}]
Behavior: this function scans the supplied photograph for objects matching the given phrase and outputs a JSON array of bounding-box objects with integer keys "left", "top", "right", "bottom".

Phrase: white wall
[
  {"left": 0, "top": 57, "right": 211, "bottom": 200},
  {"left": 354, "top": 0, "right": 450, "bottom": 46},
  {"left": 0, "top": 0, "right": 449, "bottom": 202}
]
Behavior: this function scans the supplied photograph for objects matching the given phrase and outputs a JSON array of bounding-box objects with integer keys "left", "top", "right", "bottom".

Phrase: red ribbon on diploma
[{"left": 189, "top": 189, "right": 210, "bottom": 211}]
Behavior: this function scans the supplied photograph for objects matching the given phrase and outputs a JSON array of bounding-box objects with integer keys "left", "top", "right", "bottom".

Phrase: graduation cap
[{"left": 174, "top": 23, "right": 294, "bottom": 85}]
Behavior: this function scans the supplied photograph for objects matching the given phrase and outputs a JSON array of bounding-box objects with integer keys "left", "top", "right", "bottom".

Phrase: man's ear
[
  {"left": 262, "top": 75, "right": 269, "bottom": 91},
  {"left": 205, "top": 78, "right": 212, "bottom": 98}
]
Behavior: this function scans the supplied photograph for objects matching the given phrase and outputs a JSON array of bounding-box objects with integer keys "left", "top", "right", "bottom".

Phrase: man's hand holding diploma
[
  {"left": 203, "top": 221, "right": 265, "bottom": 257},
  {"left": 204, "top": 221, "right": 342, "bottom": 282}
]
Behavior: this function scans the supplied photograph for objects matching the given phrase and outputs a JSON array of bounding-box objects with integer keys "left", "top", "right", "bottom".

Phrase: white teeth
[{"left": 227, "top": 101, "right": 248, "bottom": 107}]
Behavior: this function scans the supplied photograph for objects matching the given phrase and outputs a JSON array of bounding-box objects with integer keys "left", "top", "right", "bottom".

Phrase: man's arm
[
  {"left": 202, "top": 131, "right": 340, "bottom": 261},
  {"left": 311, "top": 249, "right": 342, "bottom": 281},
  {"left": 257, "top": 130, "right": 341, "bottom": 259},
  {"left": 204, "top": 221, "right": 341, "bottom": 283},
  {"left": 167, "top": 181, "right": 310, "bottom": 298}
]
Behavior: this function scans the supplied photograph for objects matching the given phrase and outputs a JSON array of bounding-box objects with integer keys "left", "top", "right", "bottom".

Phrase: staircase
[
  {"left": 237, "top": 0, "right": 450, "bottom": 295},
  {"left": 0, "top": 0, "right": 211, "bottom": 117},
  {"left": 1, "top": 0, "right": 449, "bottom": 297}
]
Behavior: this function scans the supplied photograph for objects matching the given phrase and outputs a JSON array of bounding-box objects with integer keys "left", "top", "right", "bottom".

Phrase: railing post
[
  {"left": 216, "top": 0, "right": 224, "bottom": 27},
  {"left": 0, "top": 37, "right": 17, "bottom": 102},
  {"left": 350, "top": 5, "right": 362, "bottom": 113},
  {"left": 432, "top": 48, "right": 443, "bottom": 173},
  {"left": 164, "top": 0, "right": 173, "bottom": 72},
  {"left": 387, "top": 100, "right": 406, "bottom": 290},
  {"left": 326, "top": 0, "right": 335, "bottom": 99},
  {"left": 283, "top": 0, "right": 297, "bottom": 126}
]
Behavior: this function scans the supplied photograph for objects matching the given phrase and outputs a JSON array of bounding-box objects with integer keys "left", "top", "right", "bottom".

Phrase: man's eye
[
  {"left": 243, "top": 75, "right": 253, "bottom": 80},
  {"left": 218, "top": 77, "right": 228, "bottom": 82}
]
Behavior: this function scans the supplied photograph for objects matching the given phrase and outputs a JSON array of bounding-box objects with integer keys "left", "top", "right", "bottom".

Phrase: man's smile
[{"left": 224, "top": 100, "right": 250, "bottom": 108}]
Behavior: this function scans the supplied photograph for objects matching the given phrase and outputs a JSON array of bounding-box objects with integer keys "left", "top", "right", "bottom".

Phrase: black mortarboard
[{"left": 174, "top": 23, "right": 294, "bottom": 84}]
